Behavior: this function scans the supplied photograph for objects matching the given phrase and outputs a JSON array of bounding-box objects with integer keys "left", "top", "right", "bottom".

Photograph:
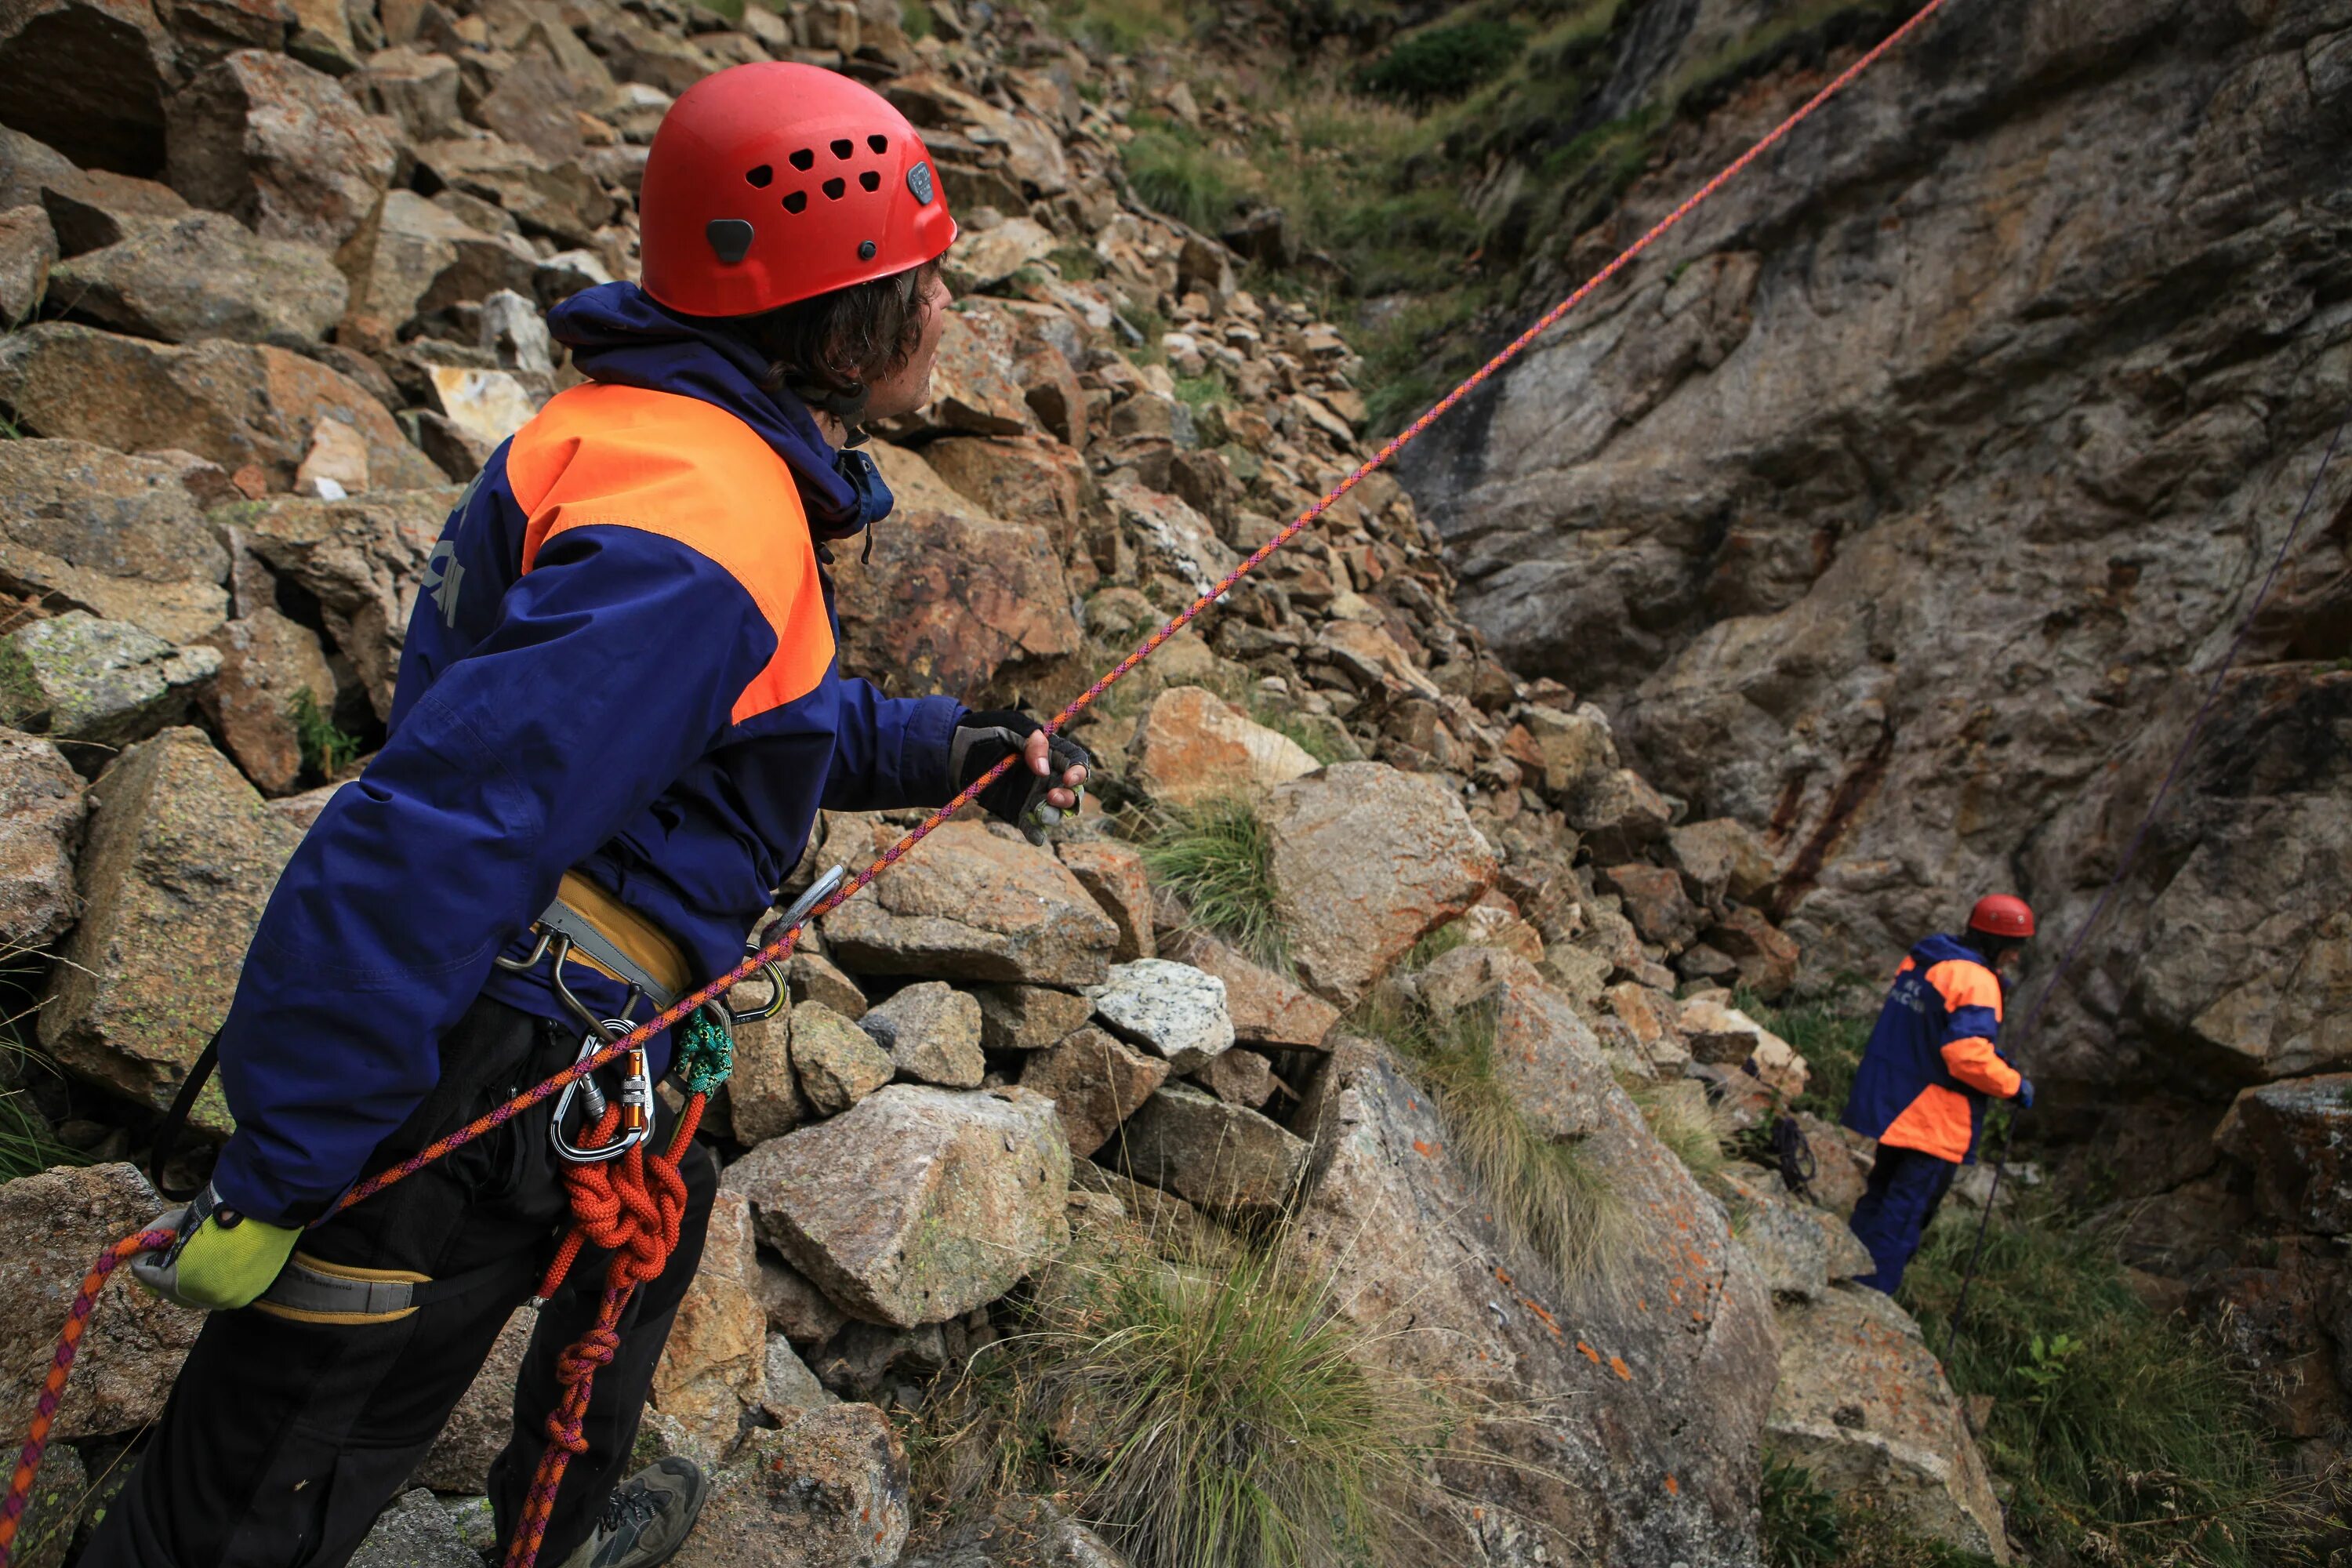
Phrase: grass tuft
[
  {"left": 1356, "top": 20, "right": 1526, "bottom": 107},
  {"left": 1348, "top": 985, "right": 1619, "bottom": 1293},
  {"left": 1904, "top": 1207, "right": 2325, "bottom": 1567},
  {"left": 911, "top": 1233, "right": 1445, "bottom": 1568},
  {"left": 1625, "top": 1076, "right": 1731, "bottom": 1181},
  {"left": 1122, "top": 125, "right": 1256, "bottom": 234},
  {"left": 290, "top": 687, "right": 358, "bottom": 779},
  {"left": 1740, "top": 987, "right": 1870, "bottom": 1122},
  {"left": 1142, "top": 796, "right": 1285, "bottom": 966},
  {"left": 1762, "top": 1454, "right": 1998, "bottom": 1567},
  {"left": 0, "top": 636, "right": 42, "bottom": 728},
  {"left": 900, "top": 0, "right": 934, "bottom": 40}
]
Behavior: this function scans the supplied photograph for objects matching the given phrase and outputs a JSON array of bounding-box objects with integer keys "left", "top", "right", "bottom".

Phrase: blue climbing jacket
[{"left": 208, "top": 282, "right": 966, "bottom": 1225}]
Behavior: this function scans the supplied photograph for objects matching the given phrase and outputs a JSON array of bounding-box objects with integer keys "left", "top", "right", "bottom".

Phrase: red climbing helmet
[
  {"left": 639, "top": 62, "right": 957, "bottom": 319},
  {"left": 1967, "top": 894, "right": 2036, "bottom": 940}
]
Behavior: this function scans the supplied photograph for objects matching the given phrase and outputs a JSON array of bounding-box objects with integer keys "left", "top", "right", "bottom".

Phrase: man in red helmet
[
  {"left": 1839, "top": 895, "right": 2038, "bottom": 1294},
  {"left": 91, "top": 64, "right": 1083, "bottom": 1568}
]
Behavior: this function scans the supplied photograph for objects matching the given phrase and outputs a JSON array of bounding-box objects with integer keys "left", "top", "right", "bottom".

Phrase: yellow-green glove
[{"left": 129, "top": 1184, "right": 302, "bottom": 1311}]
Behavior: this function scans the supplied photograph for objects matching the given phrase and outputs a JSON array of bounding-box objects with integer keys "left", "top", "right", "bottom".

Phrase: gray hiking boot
[{"left": 556, "top": 1455, "right": 709, "bottom": 1568}]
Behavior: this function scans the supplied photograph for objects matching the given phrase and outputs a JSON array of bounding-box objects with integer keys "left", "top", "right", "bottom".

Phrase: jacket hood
[
  {"left": 1911, "top": 932, "right": 1996, "bottom": 972},
  {"left": 546, "top": 281, "right": 893, "bottom": 541}
]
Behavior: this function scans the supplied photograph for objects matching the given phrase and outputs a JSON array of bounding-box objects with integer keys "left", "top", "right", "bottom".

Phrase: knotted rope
[{"left": 0, "top": 4, "right": 1953, "bottom": 1558}]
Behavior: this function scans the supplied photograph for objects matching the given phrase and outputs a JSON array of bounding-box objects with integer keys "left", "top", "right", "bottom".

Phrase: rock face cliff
[{"left": 1398, "top": 0, "right": 2352, "bottom": 1071}]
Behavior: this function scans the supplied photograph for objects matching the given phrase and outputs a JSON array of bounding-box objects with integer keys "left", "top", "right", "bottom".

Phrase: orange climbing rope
[{"left": 0, "top": 3, "right": 1955, "bottom": 1560}]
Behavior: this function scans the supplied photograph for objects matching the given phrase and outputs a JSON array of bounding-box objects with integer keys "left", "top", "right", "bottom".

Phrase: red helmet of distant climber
[
  {"left": 639, "top": 62, "right": 958, "bottom": 319},
  {"left": 1968, "top": 895, "right": 2036, "bottom": 940}
]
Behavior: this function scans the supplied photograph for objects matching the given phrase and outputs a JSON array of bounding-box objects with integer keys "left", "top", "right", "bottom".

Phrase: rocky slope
[{"left": 0, "top": 0, "right": 2005, "bottom": 1562}]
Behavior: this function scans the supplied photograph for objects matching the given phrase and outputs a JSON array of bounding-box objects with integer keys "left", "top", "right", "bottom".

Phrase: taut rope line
[{"left": 0, "top": 3, "right": 1956, "bottom": 1558}]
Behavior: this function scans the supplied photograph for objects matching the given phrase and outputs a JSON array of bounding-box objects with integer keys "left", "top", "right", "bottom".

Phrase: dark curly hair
[{"left": 733, "top": 258, "right": 942, "bottom": 425}]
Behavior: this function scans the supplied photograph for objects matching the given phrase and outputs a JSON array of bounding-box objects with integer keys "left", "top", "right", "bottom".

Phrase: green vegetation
[
  {"left": 1740, "top": 987, "right": 1871, "bottom": 1121},
  {"left": 1047, "top": 0, "right": 1199, "bottom": 53},
  {"left": 1762, "top": 1456, "right": 1998, "bottom": 1568},
  {"left": 900, "top": 0, "right": 935, "bottom": 40},
  {"left": 0, "top": 958, "right": 82, "bottom": 1182},
  {"left": 1122, "top": 118, "right": 1255, "bottom": 234},
  {"left": 1356, "top": 20, "right": 1527, "bottom": 106},
  {"left": 1172, "top": 370, "right": 1231, "bottom": 409},
  {"left": 1904, "top": 1207, "right": 2321, "bottom": 1567},
  {"left": 1047, "top": 241, "right": 1105, "bottom": 281},
  {"left": 1348, "top": 983, "right": 1620, "bottom": 1291},
  {"left": 1626, "top": 1076, "right": 1730, "bottom": 1181},
  {"left": 912, "top": 1234, "right": 1444, "bottom": 1568},
  {"left": 0, "top": 636, "right": 42, "bottom": 728},
  {"left": 1142, "top": 795, "right": 1285, "bottom": 965},
  {"left": 290, "top": 687, "right": 359, "bottom": 779}
]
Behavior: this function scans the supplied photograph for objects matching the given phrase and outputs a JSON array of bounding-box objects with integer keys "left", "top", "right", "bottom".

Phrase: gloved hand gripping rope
[{"left": 0, "top": 2, "right": 1957, "bottom": 1556}]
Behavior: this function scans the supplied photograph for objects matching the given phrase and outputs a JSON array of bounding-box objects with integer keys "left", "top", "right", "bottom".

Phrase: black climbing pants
[{"left": 82, "top": 995, "right": 719, "bottom": 1568}]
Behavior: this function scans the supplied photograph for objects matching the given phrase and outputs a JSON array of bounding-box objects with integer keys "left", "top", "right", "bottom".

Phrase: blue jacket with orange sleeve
[
  {"left": 206, "top": 283, "right": 967, "bottom": 1225},
  {"left": 1841, "top": 933, "right": 2024, "bottom": 1163}
]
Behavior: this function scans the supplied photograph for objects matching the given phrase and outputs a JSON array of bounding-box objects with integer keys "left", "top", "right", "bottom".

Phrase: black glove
[{"left": 949, "top": 710, "right": 1090, "bottom": 843}]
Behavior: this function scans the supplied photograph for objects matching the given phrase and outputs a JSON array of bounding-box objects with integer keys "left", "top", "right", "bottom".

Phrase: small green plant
[
  {"left": 1348, "top": 985, "right": 1620, "bottom": 1292},
  {"left": 1627, "top": 1076, "right": 1731, "bottom": 1181},
  {"left": 1356, "top": 20, "right": 1526, "bottom": 107},
  {"left": 1171, "top": 371, "right": 1230, "bottom": 409},
  {"left": 0, "top": 637, "right": 42, "bottom": 728},
  {"left": 289, "top": 687, "right": 359, "bottom": 778},
  {"left": 1905, "top": 1206, "right": 2322, "bottom": 1566},
  {"left": 1142, "top": 795, "right": 1284, "bottom": 965},
  {"left": 1761, "top": 1456, "right": 1844, "bottom": 1568},
  {"left": 1047, "top": 241, "right": 1103, "bottom": 280},
  {"left": 899, "top": 0, "right": 934, "bottom": 39},
  {"left": 0, "top": 1085, "right": 79, "bottom": 1181},
  {"left": 1121, "top": 126, "right": 1255, "bottom": 232},
  {"left": 913, "top": 1235, "right": 1445, "bottom": 1568}
]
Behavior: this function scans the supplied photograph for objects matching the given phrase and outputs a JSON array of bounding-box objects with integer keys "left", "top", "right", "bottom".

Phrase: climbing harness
[
  {"left": 1942, "top": 405, "right": 2348, "bottom": 1367},
  {"left": 0, "top": 3, "right": 1961, "bottom": 1559}
]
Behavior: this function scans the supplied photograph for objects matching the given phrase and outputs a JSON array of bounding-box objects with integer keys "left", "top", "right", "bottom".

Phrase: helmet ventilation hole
[
  {"left": 822, "top": 176, "right": 846, "bottom": 200},
  {"left": 831, "top": 138, "right": 855, "bottom": 159},
  {"left": 858, "top": 170, "right": 880, "bottom": 192},
  {"left": 867, "top": 134, "right": 889, "bottom": 154},
  {"left": 745, "top": 165, "right": 772, "bottom": 187},
  {"left": 782, "top": 191, "right": 808, "bottom": 214},
  {"left": 788, "top": 148, "right": 815, "bottom": 171}
]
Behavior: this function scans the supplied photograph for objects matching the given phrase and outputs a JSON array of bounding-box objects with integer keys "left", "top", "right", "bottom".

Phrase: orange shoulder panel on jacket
[
  {"left": 1925, "top": 958, "right": 2002, "bottom": 1022},
  {"left": 504, "top": 383, "right": 834, "bottom": 725}
]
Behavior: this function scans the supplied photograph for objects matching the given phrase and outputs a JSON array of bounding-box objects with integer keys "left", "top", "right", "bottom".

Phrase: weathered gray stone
[
  {"left": 753, "top": 1251, "right": 849, "bottom": 1348},
  {"left": 1418, "top": 945, "right": 1615, "bottom": 1142},
  {"left": 0, "top": 203, "right": 56, "bottom": 325},
  {"left": 651, "top": 1188, "right": 767, "bottom": 1449},
  {"left": 0, "top": 437, "right": 230, "bottom": 645},
  {"left": 224, "top": 488, "right": 456, "bottom": 716},
  {"left": 1261, "top": 762, "right": 1499, "bottom": 1007},
  {"left": 821, "top": 818, "right": 1118, "bottom": 987},
  {"left": 1190, "top": 1043, "right": 1276, "bottom": 1109},
  {"left": 673, "top": 1403, "right": 909, "bottom": 1568},
  {"left": 165, "top": 49, "right": 398, "bottom": 251},
  {"left": 902, "top": 1497, "right": 1131, "bottom": 1568},
  {"left": 194, "top": 604, "right": 335, "bottom": 795},
  {"left": 1020, "top": 1025, "right": 1167, "bottom": 1159},
  {"left": 49, "top": 212, "right": 347, "bottom": 343},
  {"left": 1156, "top": 926, "right": 1339, "bottom": 1050},
  {"left": 789, "top": 1000, "right": 894, "bottom": 1117},
  {"left": 1716, "top": 1165, "right": 1873, "bottom": 1299},
  {"left": 41, "top": 728, "right": 303, "bottom": 1120},
  {"left": 783, "top": 949, "right": 866, "bottom": 1019},
  {"left": 0, "top": 323, "right": 445, "bottom": 493},
  {"left": 333, "top": 188, "right": 538, "bottom": 353},
  {"left": 349, "top": 1489, "right": 476, "bottom": 1568},
  {"left": 1119, "top": 1082, "right": 1306, "bottom": 1220},
  {"left": 412, "top": 134, "right": 612, "bottom": 248},
  {"left": 5, "top": 612, "right": 220, "bottom": 750},
  {"left": 1087, "top": 958, "right": 1232, "bottom": 1074},
  {"left": 1282, "top": 1036, "right": 1777, "bottom": 1566},
  {"left": 1667, "top": 817, "right": 1777, "bottom": 906},
  {"left": 0, "top": 1162, "right": 201, "bottom": 1442},
  {"left": 350, "top": 44, "right": 459, "bottom": 142},
  {"left": 0, "top": 728, "right": 84, "bottom": 949},
  {"left": 1568, "top": 768, "right": 1672, "bottom": 866},
  {"left": 2226, "top": 1074, "right": 2352, "bottom": 1234},
  {"left": 975, "top": 983, "right": 1093, "bottom": 1052},
  {"left": 1769, "top": 1285, "right": 2010, "bottom": 1563},
  {"left": 1055, "top": 838, "right": 1153, "bottom": 963},
  {"left": 859, "top": 980, "right": 985, "bottom": 1089},
  {"left": 761, "top": 1334, "right": 836, "bottom": 1423},
  {"left": 724, "top": 1084, "right": 1071, "bottom": 1327}
]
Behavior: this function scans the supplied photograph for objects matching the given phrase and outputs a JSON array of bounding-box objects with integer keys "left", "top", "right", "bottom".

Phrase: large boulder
[
  {"left": 1282, "top": 1036, "right": 1778, "bottom": 1566},
  {"left": 724, "top": 1083, "right": 1071, "bottom": 1328},
  {"left": 821, "top": 818, "right": 1118, "bottom": 988},
  {"left": 1118, "top": 1083, "right": 1307, "bottom": 1220},
  {"left": 223, "top": 487, "right": 456, "bottom": 716},
  {"left": 673, "top": 1403, "right": 909, "bottom": 1568},
  {"left": 4, "top": 610, "right": 220, "bottom": 749},
  {"left": 0, "top": 1162, "right": 202, "bottom": 1441},
  {"left": 831, "top": 444, "right": 1078, "bottom": 699},
  {"left": 0, "top": 728, "right": 83, "bottom": 947},
  {"left": 0, "top": 0, "right": 177, "bottom": 175},
  {"left": 2225, "top": 1074, "right": 2352, "bottom": 1232},
  {"left": 47, "top": 212, "right": 347, "bottom": 343},
  {"left": 165, "top": 49, "right": 396, "bottom": 250},
  {"left": 0, "top": 437, "right": 231, "bottom": 644},
  {"left": 194, "top": 604, "right": 338, "bottom": 795},
  {"left": 924, "top": 435, "right": 1088, "bottom": 557},
  {"left": 1129, "top": 685, "right": 1320, "bottom": 808},
  {"left": 1417, "top": 945, "right": 1613, "bottom": 1141},
  {"left": 334, "top": 189, "right": 538, "bottom": 352},
  {"left": 1261, "top": 762, "right": 1499, "bottom": 1007},
  {"left": 650, "top": 1189, "right": 768, "bottom": 1449},
  {"left": 41, "top": 727, "right": 304, "bottom": 1120},
  {"left": 0, "top": 322, "right": 444, "bottom": 492},
  {"left": 1768, "top": 1285, "right": 2010, "bottom": 1562}
]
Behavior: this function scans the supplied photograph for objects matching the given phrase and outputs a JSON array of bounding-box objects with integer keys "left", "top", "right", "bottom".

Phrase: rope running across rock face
[{"left": 0, "top": 5, "right": 1956, "bottom": 1559}]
